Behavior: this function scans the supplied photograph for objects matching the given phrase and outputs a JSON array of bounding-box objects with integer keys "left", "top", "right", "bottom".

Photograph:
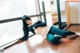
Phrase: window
[
  {"left": 0, "top": 0, "right": 39, "bottom": 48},
  {"left": 0, "top": 20, "right": 23, "bottom": 48},
  {"left": 39, "top": 0, "right": 53, "bottom": 25},
  {"left": 0, "top": 0, "right": 37, "bottom": 20}
]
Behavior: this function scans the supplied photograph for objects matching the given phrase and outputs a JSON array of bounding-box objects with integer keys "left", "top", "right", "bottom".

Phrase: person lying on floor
[
  {"left": 34, "top": 23, "right": 79, "bottom": 44},
  {"left": 33, "top": 23, "right": 80, "bottom": 45},
  {"left": 18, "top": 15, "right": 80, "bottom": 44}
]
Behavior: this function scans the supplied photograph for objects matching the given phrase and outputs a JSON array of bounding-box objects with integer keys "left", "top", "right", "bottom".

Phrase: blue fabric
[
  {"left": 46, "top": 26, "right": 64, "bottom": 44},
  {"left": 49, "top": 26, "right": 67, "bottom": 37},
  {"left": 46, "top": 33, "right": 60, "bottom": 44},
  {"left": 46, "top": 26, "right": 75, "bottom": 45},
  {"left": 28, "top": 25, "right": 35, "bottom": 34}
]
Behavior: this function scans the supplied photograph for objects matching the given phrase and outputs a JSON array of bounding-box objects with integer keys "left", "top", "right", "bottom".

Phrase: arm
[
  {"left": 20, "top": 27, "right": 29, "bottom": 41},
  {"left": 33, "top": 21, "right": 46, "bottom": 29}
]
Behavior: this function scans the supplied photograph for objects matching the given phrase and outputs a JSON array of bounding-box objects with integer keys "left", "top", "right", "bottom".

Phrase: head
[{"left": 22, "top": 15, "right": 32, "bottom": 26}]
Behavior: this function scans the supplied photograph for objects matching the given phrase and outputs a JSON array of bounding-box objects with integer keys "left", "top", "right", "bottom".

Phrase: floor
[
  {"left": 4, "top": 25, "right": 80, "bottom": 53},
  {"left": 67, "top": 25, "right": 80, "bottom": 32}
]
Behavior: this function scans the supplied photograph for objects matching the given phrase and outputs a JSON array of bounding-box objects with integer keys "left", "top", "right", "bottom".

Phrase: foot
[{"left": 75, "top": 32, "right": 80, "bottom": 36}]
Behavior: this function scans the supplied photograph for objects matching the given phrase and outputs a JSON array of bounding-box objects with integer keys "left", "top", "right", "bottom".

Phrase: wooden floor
[
  {"left": 67, "top": 25, "right": 80, "bottom": 32},
  {"left": 27, "top": 25, "right": 80, "bottom": 53},
  {"left": 5, "top": 25, "right": 80, "bottom": 53}
]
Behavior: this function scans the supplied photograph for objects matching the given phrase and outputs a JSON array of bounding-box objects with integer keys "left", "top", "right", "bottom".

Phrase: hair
[
  {"left": 33, "top": 20, "right": 47, "bottom": 29},
  {"left": 22, "top": 15, "right": 31, "bottom": 26},
  {"left": 22, "top": 15, "right": 31, "bottom": 36}
]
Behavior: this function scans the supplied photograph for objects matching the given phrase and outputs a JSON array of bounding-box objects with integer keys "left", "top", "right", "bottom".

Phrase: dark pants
[{"left": 46, "top": 26, "right": 75, "bottom": 45}]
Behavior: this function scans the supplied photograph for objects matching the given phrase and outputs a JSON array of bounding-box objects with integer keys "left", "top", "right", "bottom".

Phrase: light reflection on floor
[{"left": 28, "top": 35, "right": 44, "bottom": 47}]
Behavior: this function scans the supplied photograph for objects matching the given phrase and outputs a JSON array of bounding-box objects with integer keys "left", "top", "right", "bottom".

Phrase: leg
[
  {"left": 46, "top": 33, "right": 61, "bottom": 45},
  {"left": 49, "top": 26, "right": 75, "bottom": 37}
]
